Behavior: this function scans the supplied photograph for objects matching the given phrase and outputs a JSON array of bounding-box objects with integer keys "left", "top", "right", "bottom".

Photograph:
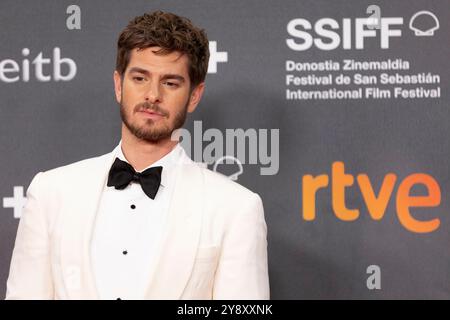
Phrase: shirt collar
[{"left": 114, "top": 140, "right": 184, "bottom": 188}]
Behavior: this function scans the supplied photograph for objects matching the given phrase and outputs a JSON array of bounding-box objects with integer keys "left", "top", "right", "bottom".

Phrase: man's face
[{"left": 114, "top": 47, "right": 204, "bottom": 143}]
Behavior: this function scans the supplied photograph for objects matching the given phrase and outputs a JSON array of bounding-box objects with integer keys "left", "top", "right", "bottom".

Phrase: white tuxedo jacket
[{"left": 6, "top": 146, "right": 269, "bottom": 300}]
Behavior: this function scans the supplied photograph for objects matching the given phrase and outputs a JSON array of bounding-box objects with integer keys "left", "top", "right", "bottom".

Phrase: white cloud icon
[
  {"left": 409, "top": 11, "right": 439, "bottom": 36},
  {"left": 213, "top": 156, "right": 243, "bottom": 181}
]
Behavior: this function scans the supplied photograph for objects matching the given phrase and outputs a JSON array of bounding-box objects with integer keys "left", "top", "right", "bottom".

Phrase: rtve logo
[
  {"left": 0, "top": 47, "right": 77, "bottom": 83},
  {"left": 302, "top": 162, "right": 441, "bottom": 233}
]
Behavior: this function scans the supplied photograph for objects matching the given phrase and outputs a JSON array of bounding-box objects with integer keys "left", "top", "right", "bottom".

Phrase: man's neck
[{"left": 120, "top": 126, "right": 178, "bottom": 172}]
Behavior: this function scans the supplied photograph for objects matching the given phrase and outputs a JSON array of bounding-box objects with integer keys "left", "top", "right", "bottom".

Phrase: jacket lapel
[
  {"left": 59, "top": 147, "right": 118, "bottom": 299},
  {"left": 143, "top": 151, "right": 205, "bottom": 299}
]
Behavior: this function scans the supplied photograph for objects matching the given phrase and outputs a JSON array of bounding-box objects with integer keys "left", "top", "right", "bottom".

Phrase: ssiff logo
[
  {"left": 302, "top": 162, "right": 441, "bottom": 233},
  {"left": 286, "top": 9, "right": 439, "bottom": 50}
]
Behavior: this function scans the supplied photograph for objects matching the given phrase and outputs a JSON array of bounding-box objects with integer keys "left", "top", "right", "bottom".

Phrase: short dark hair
[{"left": 116, "top": 10, "right": 210, "bottom": 88}]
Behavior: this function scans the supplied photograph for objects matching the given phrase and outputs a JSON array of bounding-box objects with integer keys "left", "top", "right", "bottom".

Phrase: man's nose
[{"left": 144, "top": 82, "right": 161, "bottom": 103}]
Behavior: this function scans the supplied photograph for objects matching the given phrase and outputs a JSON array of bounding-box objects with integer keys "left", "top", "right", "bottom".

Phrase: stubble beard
[{"left": 120, "top": 98, "right": 189, "bottom": 143}]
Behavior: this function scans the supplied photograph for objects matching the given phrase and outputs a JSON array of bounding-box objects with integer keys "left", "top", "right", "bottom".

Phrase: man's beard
[{"left": 120, "top": 99, "right": 188, "bottom": 143}]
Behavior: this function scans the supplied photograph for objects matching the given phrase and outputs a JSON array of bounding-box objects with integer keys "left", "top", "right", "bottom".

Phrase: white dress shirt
[{"left": 91, "top": 141, "right": 184, "bottom": 300}]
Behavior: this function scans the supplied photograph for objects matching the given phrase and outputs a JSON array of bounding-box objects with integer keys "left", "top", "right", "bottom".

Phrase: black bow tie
[{"left": 107, "top": 158, "right": 163, "bottom": 199}]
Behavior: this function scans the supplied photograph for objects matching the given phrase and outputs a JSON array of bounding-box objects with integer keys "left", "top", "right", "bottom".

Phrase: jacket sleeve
[
  {"left": 5, "top": 172, "right": 54, "bottom": 299},
  {"left": 212, "top": 192, "right": 270, "bottom": 299}
]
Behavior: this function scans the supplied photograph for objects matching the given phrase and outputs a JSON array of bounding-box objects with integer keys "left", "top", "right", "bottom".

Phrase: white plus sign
[
  {"left": 3, "top": 186, "right": 27, "bottom": 219},
  {"left": 208, "top": 41, "right": 228, "bottom": 74}
]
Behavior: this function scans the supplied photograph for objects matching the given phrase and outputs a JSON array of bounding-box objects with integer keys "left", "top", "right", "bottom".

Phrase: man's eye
[
  {"left": 164, "top": 81, "right": 179, "bottom": 88},
  {"left": 133, "top": 76, "right": 145, "bottom": 82}
]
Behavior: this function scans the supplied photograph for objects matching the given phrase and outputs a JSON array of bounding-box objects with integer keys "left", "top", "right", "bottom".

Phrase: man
[{"left": 6, "top": 10, "right": 269, "bottom": 300}]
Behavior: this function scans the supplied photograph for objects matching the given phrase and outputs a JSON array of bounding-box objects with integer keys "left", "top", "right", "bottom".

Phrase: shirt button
[
  {"left": 123, "top": 250, "right": 128, "bottom": 255},
  {"left": 130, "top": 204, "right": 136, "bottom": 209}
]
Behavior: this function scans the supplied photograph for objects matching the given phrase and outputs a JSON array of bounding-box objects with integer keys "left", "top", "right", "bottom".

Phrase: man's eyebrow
[{"left": 128, "top": 67, "right": 185, "bottom": 82}]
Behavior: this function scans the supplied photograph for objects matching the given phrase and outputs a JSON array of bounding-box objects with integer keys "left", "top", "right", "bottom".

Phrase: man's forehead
[{"left": 130, "top": 47, "right": 187, "bottom": 65}]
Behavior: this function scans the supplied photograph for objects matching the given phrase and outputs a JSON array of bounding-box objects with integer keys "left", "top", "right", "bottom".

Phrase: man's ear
[
  {"left": 113, "top": 70, "right": 122, "bottom": 103},
  {"left": 187, "top": 82, "right": 205, "bottom": 113}
]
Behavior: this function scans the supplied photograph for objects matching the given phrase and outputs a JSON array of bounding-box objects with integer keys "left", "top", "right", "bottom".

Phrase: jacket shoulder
[{"left": 199, "top": 166, "right": 261, "bottom": 204}]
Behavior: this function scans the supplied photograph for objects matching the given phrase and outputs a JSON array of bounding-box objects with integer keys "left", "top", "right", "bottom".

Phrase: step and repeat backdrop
[{"left": 0, "top": 0, "right": 449, "bottom": 299}]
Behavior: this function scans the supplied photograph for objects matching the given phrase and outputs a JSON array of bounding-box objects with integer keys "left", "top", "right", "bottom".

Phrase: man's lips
[
  {"left": 138, "top": 109, "right": 165, "bottom": 119},
  {"left": 140, "top": 110, "right": 162, "bottom": 115}
]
